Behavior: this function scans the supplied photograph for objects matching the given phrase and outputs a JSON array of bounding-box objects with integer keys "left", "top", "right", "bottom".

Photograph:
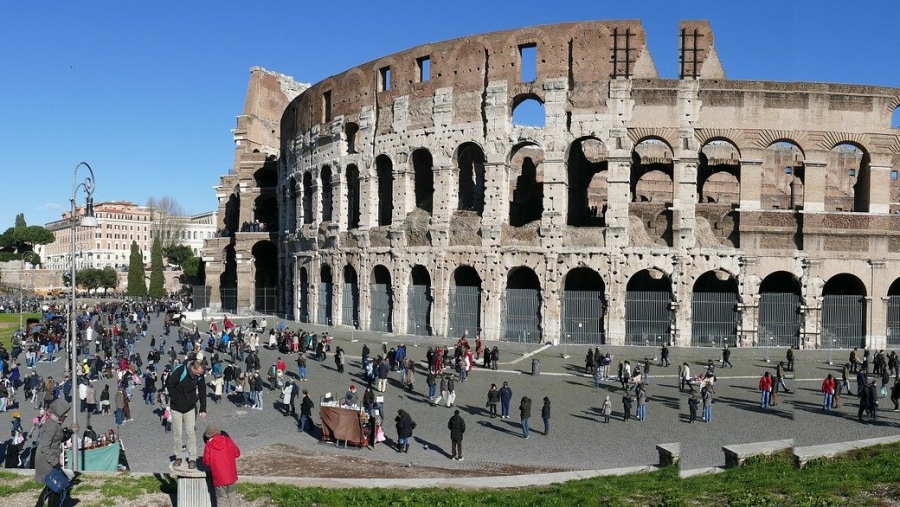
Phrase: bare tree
[{"left": 147, "top": 196, "right": 187, "bottom": 248}]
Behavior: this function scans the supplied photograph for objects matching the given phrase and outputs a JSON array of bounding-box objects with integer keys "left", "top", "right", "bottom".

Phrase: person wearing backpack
[{"left": 165, "top": 359, "right": 207, "bottom": 469}]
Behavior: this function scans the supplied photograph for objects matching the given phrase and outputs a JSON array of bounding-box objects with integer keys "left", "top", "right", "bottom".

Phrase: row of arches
[
  {"left": 285, "top": 135, "right": 886, "bottom": 233},
  {"left": 293, "top": 262, "right": 900, "bottom": 347}
]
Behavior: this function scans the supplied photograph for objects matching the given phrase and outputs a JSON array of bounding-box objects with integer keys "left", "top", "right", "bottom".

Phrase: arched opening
[
  {"left": 408, "top": 265, "right": 432, "bottom": 335},
  {"left": 219, "top": 245, "right": 237, "bottom": 312},
  {"left": 511, "top": 95, "right": 545, "bottom": 128},
  {"left": 223, "top": 192, "right": 239, "bottom": 236},
  {"left": 253, "top": 163, "right": 277, "bottom": 188},
  {"left": 253, "top": 194, "right": 277, "bottom": 232},
  {"left": 346, "top": 164, "right": 361, "bottom": 229},
  {"left": 762, "top": 142, "right": 805, "bottom": 210},
  {"left": 456, "top": 143, "right": 486, "bottom": 215},
  {"left": 886, "top": 278, "right": 900, "bottom": 345},
  {"left": 827, "top": 143, "right": 869, "bottom": 212},
  {"left": 561, "top": 267, "right": 606, "bottom": 344},
  {"left": 691, "top": 270, "right": 739, "bottom": 347},
  {"left": 342, "top": 265, "right": 360, "bottom": 328},
  {"left": 412, "top": 149, "right": 434, "bottom": 214},
  {"left": 625, "top": 269, "right": 673, "bottom": 346},
  {"left": 345, "top": 122, "right": 359, "bottom": 155},
  {"left": 321, "top": 166, "right": 333, "bottom": 222},
  {"left": 288, "top": 177, "right": 298, "bottom": 231},
  {"left": 504, "top": 267, "right": 542, "bottom": 342},
  {"left": 298, "top": 267, "right": 309, "bottom": 323},
  {"left": 376, "top": 155, "right": 393, "bottom": 226},
  {"left": 698, "top": 140, "right": 741, "bottom": 205},
  {"left": 370, "top": 265, "right": 393, "bottom": 332},
  {"left": 758, "top": 271, "right": 802, "bottom": 348},
  {"left": 509, "top": 143, "right": 544, "bottom": 227},
  {"left": 822, "top": 273, "right": 866, "bottom": 349},
  {"left": 631, "top": 139, "right": 674, "bottom": 204},
  {"left": 893, "top": 107, "right": 900, "bottom": 129},
  {"left": 890, "top": 153, "right": 900, "bottom": 214},
  {"left": 302, "top": 171, "right": 314, "bottom": 224},
  {"left": 317, "top": 264, "right": 333, "bottom": 326},
  {"left": 252, "top": 241, "right": 277, "bottom": 314},
  {"left": 449, "top": 266, "right": 482, "bottom": 337},
  {"left": 567, "top": 137, "right": 608, "bottom": 227}
]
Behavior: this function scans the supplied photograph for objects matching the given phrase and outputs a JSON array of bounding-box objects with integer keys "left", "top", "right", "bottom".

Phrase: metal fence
[
  {"left": 624, "top": 291, "right": 672, "bottom": 346},
  {"left": 821, "top": 294, "right": 866, "bottom": 349},
  {"left": 342, "top": 283, "right": 359, "bottom": 328},
  {"left": 502, "top": 288, "right": 542, "bottom": 343},
  {"left": 690, "top": 292, "right": 738, "bottom": 347},
  {"left": 369, "top": 283, "right": 392, "bottom": 332},
  {"left": 317, "top": 283, "right": 333, "bottom": 326},
  {"left": 448, "top": 285, "right": 480, "bottom": 338},
  {"left": 887, "top": 296, "right": 900, "bottom": 346},
  {"left": 560, "top": 290, "right": 606, "bottom": 344},
  {"left": 758, "top": 292, "right": 801, "bottom": 348},
  {"left": 407, "top": 284, "right": 432, "bottom": 335}
]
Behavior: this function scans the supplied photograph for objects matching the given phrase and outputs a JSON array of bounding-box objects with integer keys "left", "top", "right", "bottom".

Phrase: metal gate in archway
[
  {"left": 369, "top": 283, "right": 392, "bottom": 332},
  {"left": 342, "top": 282, "right": 359, "bottom": 328},
  {"left": 407, "top": 284, "right": 432, "bottom": 335},
  {"left": 887, "top": 296, "right": 900, "bottom": 346},
  {"left": 625, "top": 291, "right": 672, "bottom": 346},
  {"left": 691, "top": 292, "right": 738, "bottom": 347},
  {"left": 758, "top": 293, "right": 800, "bottom": 348},
  {"left": 317, "top": 283, "right": 333, "bottom": 326},
  {"left": 448, "top": 285, "right": 480, "bottom": 338},
  {"left": 821, "top": 295, "right": 865, "bottom": 349},
  {"left": 561, "top": 291, "right": 606, "bottom": 344},
  {"left": 503, "top": 288, "right": 542, "bottom": 343}
]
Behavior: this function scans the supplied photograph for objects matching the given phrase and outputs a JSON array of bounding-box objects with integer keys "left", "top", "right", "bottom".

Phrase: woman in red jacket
[
  {"left": 203, "top": 424, "right": 241, "bottom": 507},
  {"left": 821, "top": 374, "right": 836, "bottom": 412},
  {"left": 758, "top": 372, "right": 773, "bottom": 408}
]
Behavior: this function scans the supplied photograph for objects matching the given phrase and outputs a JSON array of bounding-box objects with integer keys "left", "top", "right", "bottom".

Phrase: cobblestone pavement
[{"left": 18, "top": 314, "right": 900, "bottom": 475}]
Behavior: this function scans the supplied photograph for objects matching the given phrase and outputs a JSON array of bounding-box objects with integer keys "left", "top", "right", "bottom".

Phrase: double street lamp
[{"left": 69, "top": 162, "right": 98, "bottom": 472}]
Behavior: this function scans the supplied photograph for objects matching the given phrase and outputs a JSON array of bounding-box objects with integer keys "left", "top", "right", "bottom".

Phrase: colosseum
[{"left": 200, "top": 20, "right": 900, "bottom": 350}]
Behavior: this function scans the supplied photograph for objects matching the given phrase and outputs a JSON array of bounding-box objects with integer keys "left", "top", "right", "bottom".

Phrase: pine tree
[
  {"left": 126, "top": 241, "right": 147, "bottom": 298},
  {"left": 148, "top": 236, "right": 166, "bottom": 299}
]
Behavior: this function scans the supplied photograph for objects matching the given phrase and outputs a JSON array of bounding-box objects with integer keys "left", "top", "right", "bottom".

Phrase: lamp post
[
  {"left": 19, "top": 251, "right": 36, "bottom": 332},
  {"left": 69, "top": 162, "right": 98, "bottom": 472}
]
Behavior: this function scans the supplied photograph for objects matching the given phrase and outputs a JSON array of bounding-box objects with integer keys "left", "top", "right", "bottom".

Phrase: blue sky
[{"left": 1, "top": 0, "right": 898, "bottom": 229}]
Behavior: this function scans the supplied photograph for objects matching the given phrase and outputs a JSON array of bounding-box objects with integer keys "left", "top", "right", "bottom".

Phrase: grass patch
[
  {"left": 0, "top": 472, "right": 44, "bottom": 496},
  {"left": 0, "top": 312, "right": 41, "bottom": 349}
]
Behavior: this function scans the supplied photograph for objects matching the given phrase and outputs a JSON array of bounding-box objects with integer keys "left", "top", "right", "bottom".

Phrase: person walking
[
  {"left": 486, "top": 384, "right": 499, "bottom": 418},
  {"left": 519, "top": 395, "right": 532, "bottom": 439},
  {"left": 448, "top": 409, "right": 466, "bottom": 460},
  {"left": 299, "top": 389, "right": 314, "bottom": 433},
  {"left": 660, "top": 344, "right": 670, "bottom": 367},
  {"left": 721, "top": 345, "right": 733, "bottom": 368},
  {"left": 541, "top": 396, "right": 551, "bottom": 436},
  {"left": 840, "top": 363, "right": 852, "bottom": 395},
  {"left": 34, "top": 399, "right": 71, "bottom": 506},
  {"left": 498, "top": 382, "right": 512, "bottom": 419},
  {"left": 775, "top": 361, "right": 791, "bottom": 393},
  {"left": 890, "top": 379, "right": 900, "bottom": 412},
  {"left": 821, "top": 374, "right": 836, "bottom": 411},
  {"left": 786, "top": 346, "right": 795, "bottom": 371},
  {"left": 758, "top": 371, "right": 773, "bottom": 409},
  {"left": 394, "top": 409, "right": 415, "bottom": 453},
  {"left": 202, "top": 424, "right": 241, "bottom": 507},
  {"left": 680, "top": 362, "right": 692, "bottom": 392},
  {"left": 165, "top": 358, "right": 207, "bottom": 469}
]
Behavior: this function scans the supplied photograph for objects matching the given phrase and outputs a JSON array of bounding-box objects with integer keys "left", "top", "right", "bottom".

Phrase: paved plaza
[{"left": 16, "top": 314, "right": 900, "bottom": 478}]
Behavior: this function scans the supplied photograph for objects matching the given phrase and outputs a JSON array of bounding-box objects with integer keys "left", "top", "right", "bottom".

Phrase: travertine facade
[{"left": 208, "top": 21, "right": 900, "bottom": 349}]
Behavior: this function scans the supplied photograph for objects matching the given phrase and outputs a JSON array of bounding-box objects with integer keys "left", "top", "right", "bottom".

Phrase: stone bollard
[{"left": 169, "top": 463, "right": 213, "bottom": 507}]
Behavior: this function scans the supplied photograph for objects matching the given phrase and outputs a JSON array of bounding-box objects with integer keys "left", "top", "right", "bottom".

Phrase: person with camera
[{"left": 34, "top": 398, "right": 72, "bottom": 506}]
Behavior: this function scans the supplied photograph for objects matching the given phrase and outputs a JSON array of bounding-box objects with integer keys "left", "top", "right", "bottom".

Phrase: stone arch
[
  {"left": 691, "top": 270, "right": 739, "bottom": 347},
  {"left": 411, "top": 148, "right": 434, "bottom": 214},
  {"left": 287, "top": 176, "right": 298, "bottom": 230},
  {"left": 449, "top": 265, "right": 482, "bottom": 336},
  {"left": 223, "top": 191, "right": 239, "bottom": 236},
  {"left": 342, "top": 265, "right": 360, "bottom": 328},
  {"left": 825, "top": 142, "right": 870, "bottom": 212},
  {"left": 408, "top": 265, "right": 433, "bottom": 335},
  {"left": 253, "top": 164, "right": 277, "bottom": 188},
  {"left": 758, "top": 271, "right": 802, "bottom": 347},
  {"left": 219, "top": 244, "right": 237, "bottom": 313},
  {"left": 317, "top": 264, "right": 334, "bottom": 326},
  {"left": 254, "top": 193, "right": 277, "bottom": 231},
  {"left": 511, "top": 94, "right": 545, "bottom": 128},
  {"left": 505, "top": 267, "right": 542, "bottom": 342},
  {"left": 698, "top": 139, "right": 741, "bottom": 205},
  {"left": 508, "top": 142, "right": 544, "bottom": 226},
  {"left": 561, "top": 267, "right": 606, "bottom": 344},
  {"left": 252, "top": 241, "right": 278, "bottom": 314},
  {"left": 345, "top": 122, "right": 359, "bottom": 154},
  {"left": 302, "top": 171, "right": 314, "bottom": 224},
  {"left": 321, "top": 165, "right": 333, "bottom": 222},
  {"left": 376, "top": 155, "right": 393, "bottom": 226},
  {"left": 455, "top": 142, "right": 486, "bottom": 215},
  {"left": 625, "top": 268, "right": 673, "bottom": 346},
  {"left": 566, "top": 136, "right": 608, "bottom": 227},
  {"left": 631, "top": 138, "right": 674, "bottom": 203},
  {"left": 346, "top": 164, "right": 361, "bottom": 229},
  {"left": 298, "top": 266, "right": 309, "bottom": 323},
  {"left": 821, "top": 273, "right": 866, "bottom": 349},
  {"left": 762, "top": 141, "right": 805, "bottom": 210},
  {"left": 370, "top": 264, "right": 393, "bottom": 332},
  {"left": 886, "top": 277, "right": 900, "bottom": 345}
]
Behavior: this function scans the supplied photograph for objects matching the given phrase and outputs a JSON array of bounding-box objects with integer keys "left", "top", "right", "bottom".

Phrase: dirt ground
[{"left": 238, "top": 443, "right": 571, "bottom": 478}]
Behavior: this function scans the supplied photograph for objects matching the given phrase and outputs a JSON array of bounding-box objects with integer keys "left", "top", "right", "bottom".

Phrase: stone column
[
  {"left": 672, "top": 157, "right": 698, "bottom": 249},
  {"left": 869, "top": 259, "right": 888, "bottom": 349},
  {"left": 802, "top": 160, "right": 827, "bottom": 213},
  {"left": 605, "top": 155, "right": 632, "bottom": 249},
  {"left": 738, "top": 159, "right": 763, "bottom": 210}
]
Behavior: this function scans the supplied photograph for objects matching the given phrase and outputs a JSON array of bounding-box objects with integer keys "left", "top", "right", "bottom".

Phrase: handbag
[{"left": 45, "top": 467, "right": 71, "bottom": 493}]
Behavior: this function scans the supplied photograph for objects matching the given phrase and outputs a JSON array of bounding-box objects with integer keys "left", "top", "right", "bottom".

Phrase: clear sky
[{"left": 1, "top": 0, "right": 898, "bottom": 229}]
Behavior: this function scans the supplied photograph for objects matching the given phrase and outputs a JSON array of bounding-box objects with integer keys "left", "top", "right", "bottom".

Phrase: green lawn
[{"left": 0, "top": 312, "right": 41, "bottom": 349}]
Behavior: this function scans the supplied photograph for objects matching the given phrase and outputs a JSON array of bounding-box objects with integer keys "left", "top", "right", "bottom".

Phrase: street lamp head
[{"left": 80, "top": 197, "right": 99, "bottom": 227}]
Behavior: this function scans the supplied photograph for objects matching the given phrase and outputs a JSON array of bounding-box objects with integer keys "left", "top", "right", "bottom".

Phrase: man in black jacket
[
  {"left": 166, "top": 359, "right": 207, "bottom": 469},
  {"left": 448, "top": 409, "right": 466, "bottom": 461}
]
